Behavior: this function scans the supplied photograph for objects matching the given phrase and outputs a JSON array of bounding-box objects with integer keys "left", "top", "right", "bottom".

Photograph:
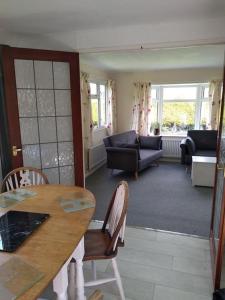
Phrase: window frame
[
  {"left": 151, "top": 83, "right": 210, "bottom": 136},
  {"left": 90, "top": 81, "right": 107, "bottom": 130}
]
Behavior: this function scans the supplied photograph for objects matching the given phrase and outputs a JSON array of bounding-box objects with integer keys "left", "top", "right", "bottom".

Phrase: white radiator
[
  {"left": 88, "top": 143, "right": 106, "bottom": 170},
  {"left": 162, "top": 138, "right": 182, "bottom": 158}
]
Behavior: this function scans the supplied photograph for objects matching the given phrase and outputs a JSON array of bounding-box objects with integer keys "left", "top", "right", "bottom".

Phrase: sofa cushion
[
  {"left": 139, "top": 136, "right": 162, "bottom": 150},
  {"left": 138, "top": 149, "right": 163, "bottom": 170},
  {"left": 109, "top": 130, "right": 137, "bottom": 147},
  {"left": 186, "top": 137, "right": 196, "bottom": 155},
  {"left": 188, "top": 130, "right": 217, "bottom": 150},
  {"left": 115, "top": 143, "right": 140, "bottom": 160}
]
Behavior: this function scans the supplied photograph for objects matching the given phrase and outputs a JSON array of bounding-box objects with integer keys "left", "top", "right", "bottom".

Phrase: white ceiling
[
  {"left": 1, "top": 0, "right": 225, "bottom": 34},
  {"left": 80, "top": 45, "right": 225, "bottom": 72}
]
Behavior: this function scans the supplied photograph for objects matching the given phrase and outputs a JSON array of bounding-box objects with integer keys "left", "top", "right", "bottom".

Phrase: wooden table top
[{"left": 0, "top": 184, "right": 96, "bottom": 300}]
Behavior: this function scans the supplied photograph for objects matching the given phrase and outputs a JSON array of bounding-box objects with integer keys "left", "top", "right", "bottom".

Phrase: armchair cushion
[
  {"left": 186, "top": 137, "right": 196, "bottom": 155},
  {"left": 139, "top": 135, "right": 162, "bottom": 150},
  {"left": 109, "top": 130, "right": 137, "bottom": 147}
]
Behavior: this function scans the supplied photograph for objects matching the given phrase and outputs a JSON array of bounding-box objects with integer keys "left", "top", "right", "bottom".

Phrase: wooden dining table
[{"left": 0, "top": 184, "right": 96, "bottom": 300}]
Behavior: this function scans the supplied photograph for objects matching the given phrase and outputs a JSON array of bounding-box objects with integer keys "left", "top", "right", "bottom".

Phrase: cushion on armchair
[
  {"left": 139, "top": 136, "right": 162, "bottom": 150},
  {"left": 186, "top": 136, "right": 196, "bottom": 155}
]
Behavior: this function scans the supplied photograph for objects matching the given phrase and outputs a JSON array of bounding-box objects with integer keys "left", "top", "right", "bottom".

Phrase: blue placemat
[
  {"left": 0, "top": 257, "right": 44, "bottom": 300},
  {"left": 0, "top": 189, "right": 37, "bottom": 208},
  {"left": 58, "top": 198, "right": 95, "bottom": 213}
]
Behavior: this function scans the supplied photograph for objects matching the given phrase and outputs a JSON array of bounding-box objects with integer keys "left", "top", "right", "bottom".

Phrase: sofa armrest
[
  {"left": 180, "top": 138, "right": 188, "bottom": 164},
  {"left": 180, "top": 138, "right": 188, "bottom": 148},
  {"left": 105, "top": 147, "right": 138, "bottom": 172}
]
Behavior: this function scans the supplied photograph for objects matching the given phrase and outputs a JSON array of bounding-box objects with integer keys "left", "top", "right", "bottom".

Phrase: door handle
[
  {"left": 217, "top": 163, "right": 225, "bottom": 178},
  {"left": 12, "top": 145, "right": 22, "bottom": 157},
  {"left": 217, "top": 163, "right": 224, "bottom": 170}
]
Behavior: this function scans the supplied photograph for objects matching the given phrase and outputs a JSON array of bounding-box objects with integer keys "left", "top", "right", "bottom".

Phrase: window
[
  {"left": 90, "top": 82, "right": 106, "bottom": 129},
  {"left": 150, "top": 83, "right": 210, "bottom": 136}
]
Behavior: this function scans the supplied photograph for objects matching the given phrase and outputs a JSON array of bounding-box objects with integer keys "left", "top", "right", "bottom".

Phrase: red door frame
[
  {"left": 1, "top": 46, "right": 84, "bottom": 187},
  {"left": 210, "top": 59, "right": 225, "bottom": 289}
]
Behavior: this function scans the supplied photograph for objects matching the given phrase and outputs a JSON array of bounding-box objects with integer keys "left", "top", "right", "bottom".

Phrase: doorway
[{"left": 0, "top": 46, "right": 84, "bottom": 186}]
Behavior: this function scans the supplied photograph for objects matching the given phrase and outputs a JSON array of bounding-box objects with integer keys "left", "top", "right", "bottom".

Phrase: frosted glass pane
[
  {"left": 34, "top": 61, "right": 53, "bottom": 89},
  {"left": 60, "top": 166, "right": 74, "bottom": 185},
  {"left": 17, "top": 89, "right": 37, "bottom": 117},
  {"left": 58, "top": 142, "right": 74, "bottom": 166},
  {"left": 41, "top": 143, "right": 58, "bottom": 168},
  {"left": 42, "top": 168, "right": 59, "bottom": 184},
  {"left": 39, "top": 117, "right": 57, "bottom": 143},
  {"left": 53, "top": 62, "right": 70, "bottom": 89},
  {"left": 56, "top": 117, "right": 73, "bottom": 142},
  {"left": 55, "top": 90, "right": 72, "bottom": 116},
  {"left": 15, "top": 60, "right": 35, "bottom": 89},
  {"left": 23, "top": 144, "right": 41, "bottom": 169},
  {"left": 20, "top": 118, "right": 39, "bottom": 145},
  {"left": 36, "top": 90, "right": 55, "bottom": 116}
]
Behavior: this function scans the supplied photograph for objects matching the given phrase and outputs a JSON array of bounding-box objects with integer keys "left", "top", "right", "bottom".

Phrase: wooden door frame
[
  {"left": 1, "top": 45, "right": 84, "bottom": 187},
  {"left": 210, "top": 59, "right": 225, "bottom": 289}
]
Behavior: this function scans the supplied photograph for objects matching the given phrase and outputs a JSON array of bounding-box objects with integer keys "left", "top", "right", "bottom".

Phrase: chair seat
[{"left": 83, "top": 229, "right": 117, "bottom": 261}]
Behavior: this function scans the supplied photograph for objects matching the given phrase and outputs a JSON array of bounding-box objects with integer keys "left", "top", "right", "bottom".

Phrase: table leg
[
  {"left": 53, "top": 237, "right": 86, "bottom": 300},
  {"left": 53, "top": 263, "right": 69, "bottom": 300},
  {"left": 73, "top": 237, "right": 86, "bottom": 300}
]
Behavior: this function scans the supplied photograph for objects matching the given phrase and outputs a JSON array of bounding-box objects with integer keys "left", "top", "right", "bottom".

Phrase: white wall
[
  {"left": 80, "top": 63, "right": 115, "bottom": 172},
  {"left": 0, "top": 30, "right": 72, "bottom": 51},
  {"left": 2, "top": 16, "right": 225, "bottom": 53},
  {"left": 80, "top": 63, "right": 115, "bottom": 146},
  {"left": 115, "top": 67, "right": 223, "bottom": 132},
  {"left": 50, "top": 17, "right": 225, "bottom": 52}
]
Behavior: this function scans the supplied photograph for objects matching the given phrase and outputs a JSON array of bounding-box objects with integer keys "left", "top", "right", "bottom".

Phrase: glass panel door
[
  {"left": 14, "top": 59, "right": 74, "bottom": 184},
  {"left": 211, "top": 60, "right": 225, "bottom": 289}
]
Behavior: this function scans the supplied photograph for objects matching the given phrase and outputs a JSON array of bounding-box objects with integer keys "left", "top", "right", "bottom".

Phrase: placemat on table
[
  {"left": 0, "top": 257, "right": 44, "bottom": 300},
  {"left": 0, "top": 197, "right": 18, "bottom": 209},
  {"left": 58, "top": 197, "right": 95, "bottom": 213},
  {"left": 0, "top": 189, "right": 37, "bottom": 207}
]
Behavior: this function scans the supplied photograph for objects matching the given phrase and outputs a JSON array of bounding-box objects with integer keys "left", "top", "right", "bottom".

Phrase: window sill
[
  {"left": 161, "top": 135, "right": 186, "bottom": 138},
  {"left": 93, "top": 126, "right": 106, "bottom": 132}
]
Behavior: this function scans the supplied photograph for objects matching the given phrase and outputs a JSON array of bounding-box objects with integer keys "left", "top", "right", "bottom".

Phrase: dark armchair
[{"left": 180, "top": 130, "right": 217, "bottom": 165}]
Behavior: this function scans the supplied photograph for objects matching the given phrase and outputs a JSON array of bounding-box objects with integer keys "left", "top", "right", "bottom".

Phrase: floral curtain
[
  {"left": 131, "top": 82, "right": 151, "bottom": 135},
  {"left": 209, "top": 80, "right": 222, "bottom": 130},
  {"left": 106, "top": 80, "right": 117, "bottom": 135},
  {"left": 80, "top": 72, "right": 93, "bottom": 170}
]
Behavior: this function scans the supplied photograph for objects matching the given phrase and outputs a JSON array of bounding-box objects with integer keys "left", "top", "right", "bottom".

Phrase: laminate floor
[{"left": 41, "top": 221, "right": 213, "bottom": 300}]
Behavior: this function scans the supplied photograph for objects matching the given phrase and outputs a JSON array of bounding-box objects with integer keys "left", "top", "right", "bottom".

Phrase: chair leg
[
  {"left": 111, "top": 258, "right": 125, "bottom": 300},
  {"left": 91, "top": 260, "right": 97, "bottom": 280},
  {"left": 134, "top": 171, "right": 138, "bottom": 180}
]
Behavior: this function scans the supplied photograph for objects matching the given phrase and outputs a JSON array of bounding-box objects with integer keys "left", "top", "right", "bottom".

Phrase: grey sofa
[
  {"left": 180, "top": 130, "right": 217, "bottom": 165},
  {"left": 103, "top": 130, "right": 163, "bottom": 177}
]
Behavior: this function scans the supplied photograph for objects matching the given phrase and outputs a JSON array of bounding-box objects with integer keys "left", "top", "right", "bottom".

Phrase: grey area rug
[{"left": 86, "top": 162, "right": 212, "bottom": 237}]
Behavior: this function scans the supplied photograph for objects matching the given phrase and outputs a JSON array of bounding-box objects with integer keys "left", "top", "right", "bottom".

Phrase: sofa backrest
[
  {"left": 104, "top": 130, "right": 137, "bottom": 147},
  {"left": 187, "top": 130, "right": 218, "bottom": 150}
]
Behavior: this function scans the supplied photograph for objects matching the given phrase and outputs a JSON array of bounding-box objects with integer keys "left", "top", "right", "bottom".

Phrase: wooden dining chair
[
  {"left": 71, "top": 181, "right": 129, "bottom": 300},
  {"left": 88, "top": 290, "right": 103, "bottom": 300},
  {"left": 1, "top": 167, "right": 49, "bottom": 193}
]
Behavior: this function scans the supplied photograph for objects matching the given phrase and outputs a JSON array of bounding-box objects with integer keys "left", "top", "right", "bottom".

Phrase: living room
[
  {"left": 80, "top": 45, "right": 224, "bottom": 237},
  {"left": 1, "top": 1, "right": 225, "bottom": 299}
]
